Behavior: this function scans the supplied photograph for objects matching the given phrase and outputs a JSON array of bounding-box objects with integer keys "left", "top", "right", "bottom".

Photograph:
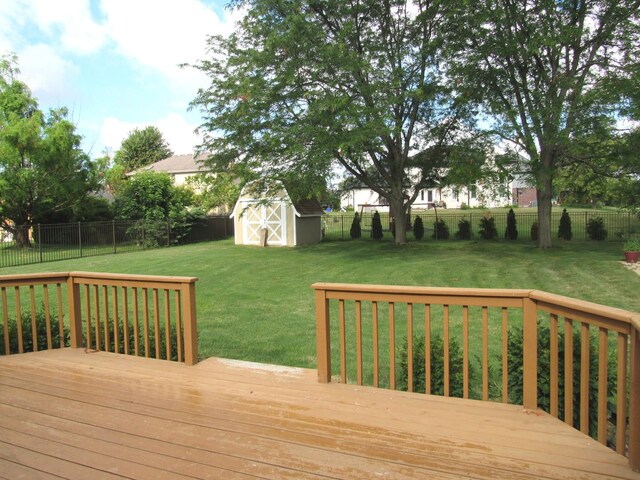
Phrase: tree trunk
[
  {"left": 536, "top": 169, "right": 553, "bottom": 249},
  {"left": 14, "top": 224, "right": 31, "bottom": 248},
  {"left": 390, "top": 198, "right": 407, "bottom": 244}
]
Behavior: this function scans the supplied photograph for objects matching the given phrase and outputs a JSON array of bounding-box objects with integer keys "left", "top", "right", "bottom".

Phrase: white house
[{"left": 341, "top": 183, "right": 512, "bottom": 212}]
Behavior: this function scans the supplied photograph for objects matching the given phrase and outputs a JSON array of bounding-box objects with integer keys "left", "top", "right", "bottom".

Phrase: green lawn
[{"left": 3, "top": 238, "right": 639, "bottom": 373}]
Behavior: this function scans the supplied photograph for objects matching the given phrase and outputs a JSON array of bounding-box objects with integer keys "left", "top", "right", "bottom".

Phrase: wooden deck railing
[
  {"left": 313, "top": 282, "right": 640, "bottom": 471},
  {"left": 1, "top": 272, "right": 198, "bottom": 365}
]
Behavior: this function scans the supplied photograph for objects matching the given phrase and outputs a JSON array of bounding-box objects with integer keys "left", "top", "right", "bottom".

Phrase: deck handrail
[
  {"left": 1, "top": 272, "right": 199, "bottom": 365},
  {"left": 313, "top": 282, "right": 640, "bottom": 472}
]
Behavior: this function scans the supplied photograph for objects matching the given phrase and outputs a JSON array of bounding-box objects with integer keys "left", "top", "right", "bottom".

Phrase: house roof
[{"left": 129, "top": 154, "right": 210, "bottom": 175}]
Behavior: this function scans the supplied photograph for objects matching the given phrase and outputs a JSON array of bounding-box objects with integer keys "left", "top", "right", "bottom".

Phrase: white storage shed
[{"left": 231, "top": 181, "right": 324, "bottom": 247}]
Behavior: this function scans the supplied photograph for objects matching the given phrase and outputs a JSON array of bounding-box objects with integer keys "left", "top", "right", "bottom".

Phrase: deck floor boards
[{"left": 1, "top": 349, "right": 638, "bottom": 479}]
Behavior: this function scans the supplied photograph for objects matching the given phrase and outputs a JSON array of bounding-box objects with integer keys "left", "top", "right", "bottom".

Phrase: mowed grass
[{"left": 2, "top": 238, "right": 639, "bottom": 372}]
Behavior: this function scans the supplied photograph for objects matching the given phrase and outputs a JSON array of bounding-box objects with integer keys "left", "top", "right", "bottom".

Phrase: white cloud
[
  {"left": 18, "top": 44, "right": 78, "bottom": 102},
  {"left": 99, "top": 113, "right": 201, "bottom": 155},
  {"left": 29, "top": 0, "right": 107, "bottom": 54},
  {"left": 2, "top": 0, "right": 106, "bottom": 56},
  {"left": 99, "top": 0, "right": 241, "bottom": 90},
  {"left": 0, "top": 2, "right": 27, "bottom": 54}
]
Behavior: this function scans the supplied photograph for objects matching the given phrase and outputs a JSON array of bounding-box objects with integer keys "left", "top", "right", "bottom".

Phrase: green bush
[
  {"left": 507, "top": 322, "right": 616, "bottom": 440},
  {"left": 126, "top": 220, "right": 170, "bottom": 248},
  {"left": 505, "top": 208, "right": 518, "bottom": 240},
  {"left": 87, "top": 316, "right": 180, "bottom": 361},
  {"left": 413, "top": 215, "right": 425, "bottom": 240},
  {"left": 586, "top": 217, "right": 608, "bottom": 241},
  {"left": 479, "top": 212, "right": 498, "bottom": 240},
  {"left": 531, "top": 221, "right": 539, "bottom": 241},
  {"left": 371, "top": 211, "right": 383, "bottom": 240},
  {"left": 558, "top": 208, "right": 572, "bottom": 240},
  {"left": 0, "top": 309, "right": 69, "bottom": 355},
  {"left": 455, "top": 219, "right": 472, "bottom": 240},
  {"left": 398, "top": 333, "right": 466, "bottom": 397},
  {"left": 431, "top": 219, "right": 450, "bottom": 240},
  {"left": 350, "top": 213, "right": 362, "bottom": 239}
]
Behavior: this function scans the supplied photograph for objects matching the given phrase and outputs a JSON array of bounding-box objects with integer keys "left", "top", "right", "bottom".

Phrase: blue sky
[{"left": 0, "top": 0, "right": 243, "bottom": 158}]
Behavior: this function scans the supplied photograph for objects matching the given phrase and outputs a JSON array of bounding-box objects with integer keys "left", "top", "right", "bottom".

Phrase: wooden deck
[{"left": 1, "top": 349, "right": 638, "bottom": 480}]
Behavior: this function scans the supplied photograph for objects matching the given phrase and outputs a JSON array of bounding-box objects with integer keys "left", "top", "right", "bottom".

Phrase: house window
[
  {"left": 471, "top": 186, "right": 477, "bottom": 199},
  {"left": 427, "top": 190, "right": 433, "bottom": 202},
  {"left": 420, "top": 190, "right": 424, "bottom": 201}
]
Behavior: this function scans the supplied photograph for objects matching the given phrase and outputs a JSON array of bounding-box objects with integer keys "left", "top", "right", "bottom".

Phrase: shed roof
[
  {"left": 293, "top": 198, "right": 325, "bottom": 217},
  {"left": 231, "top": 181, "right": 324, "bottom": 218}
]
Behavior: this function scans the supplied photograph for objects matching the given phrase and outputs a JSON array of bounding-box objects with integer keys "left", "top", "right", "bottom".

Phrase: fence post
[
  {"left": 78, "top": 222, "right": 82, "bottom": 257},
  {"left": 522, "top": 295, "right": 538, "bottom": 409},
  {"left": 38, "top": 224, "right": 43, "bottom": 263},
  {"left": 314, "top": 284, "right": 331, "bottom": 383},
  {"left": 67, "top": 274, "right": 84, "bottom": 349},
  {"left": 181, "top": 281, "right": 198, "bottom": 366},
  {"left": 112, "top": 220, "right": 116, "bottom": 254},
  {"left": 629, "top": 324, "right": 640, "bottom": 472},
  {"left": 585, "top": 212, "right": 588, "bottom": 240}
]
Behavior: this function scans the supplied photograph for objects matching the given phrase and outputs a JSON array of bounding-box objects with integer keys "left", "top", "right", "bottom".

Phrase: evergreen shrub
[
  {"left": 350, "top": 213, "right": 362, "bottom": 239},
  {"left": 531, "top": 221, "right": 539, "bottom": 241},
  {"left": 586, "top": 217, "right": 607, "bottom": 241},
  {"left": 413, "top": 215, "right": 424, "bottom": 240},
  {"left": 371, "top": 211, "right": 383, "bottom": 239},
  {"left": 455, "top": 219, "right": 472, "bottom": 240},
  {"left": 479, "top": 212, "right": 498, "bottom": 240},
  {"left": 558, "top": 208, "right": 572, "bottom": 240},
  {"left": 505, "top": 208, "right": 518, "bottom": 240},
  {"left": 432, "top": 219, "right": 450, "bottom": 240}
]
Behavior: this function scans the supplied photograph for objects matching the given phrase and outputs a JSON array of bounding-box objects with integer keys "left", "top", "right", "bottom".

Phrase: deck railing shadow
[{"left": 313, "top": 282, "right": 640, "bottom": 472}]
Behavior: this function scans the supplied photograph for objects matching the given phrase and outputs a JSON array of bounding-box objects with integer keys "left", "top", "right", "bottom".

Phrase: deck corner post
[
  {"left": 181, "top": 281, "right": 198, "bottom": 366},
  {"left": 629, "top": 326, "right": 640, "bottom": 471},
  {"left": 314, "top": 285, "right": 331, "bottom": 383},
  {"left": 522, "top": 296, "right": 538, "bottom": 410},
  {"left": 67, "top": 274, "right": 83, "bottom": 349}
]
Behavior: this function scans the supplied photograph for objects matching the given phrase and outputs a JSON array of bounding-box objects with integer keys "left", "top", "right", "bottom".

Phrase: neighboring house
[
  {"left": 511, "top": 176, "right": 538, "bottom": 208},
  {"left": 128, "top": 154, "right": 240, "bottom": 214},
  {"left": 128, "top": 154, "right": 210, "bottom": 188},
  {"left": 341, "top": 183, "right": 513, "bottom": 212}
]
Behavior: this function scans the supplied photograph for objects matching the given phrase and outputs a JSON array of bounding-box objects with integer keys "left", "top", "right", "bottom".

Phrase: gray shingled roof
[
  {"left": 294, "top": 198, "right": 325, "bottom": 217},
  {"left": 131, "top": 154, "right": 210, "bottom": 175}
]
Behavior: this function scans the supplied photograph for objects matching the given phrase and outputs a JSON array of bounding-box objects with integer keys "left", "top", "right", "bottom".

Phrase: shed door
[{"left": 243, "top": 202, "right": 287, "bottom": 246}]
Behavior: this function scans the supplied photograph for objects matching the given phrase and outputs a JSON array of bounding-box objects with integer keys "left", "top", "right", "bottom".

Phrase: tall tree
[
  {"left": 448, "top": 0, "right": 640, "bottom": 248},
  {"left": 0, "top": 55, "right": 97, "bottom": 247},
  {"left": 114, "top": 126, "right": 173, "bottom": 173},
  {"left": 190, "top": 0, "right": 484, "bottom": 243}
]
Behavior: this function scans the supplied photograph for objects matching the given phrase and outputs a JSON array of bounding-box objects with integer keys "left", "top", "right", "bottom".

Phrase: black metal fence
[
  {"left": 322, "top": 210, "right": 640, "bottom": 242},
  {"left": 0, "top": 216, "right": 233, "bottom": 268}
]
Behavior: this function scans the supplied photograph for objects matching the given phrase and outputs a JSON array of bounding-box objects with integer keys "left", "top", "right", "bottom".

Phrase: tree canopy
[
  {"left": 114, "top": 126, "right": 173, "bottom": 173},
  {"left": 447, "top": 0, "right": 640, "bottom": 247},
  {"left": 190, "top": 0, "right": 486, "bottom": 243},
  {"left": 0, "top": 54, "right": 97, "bottom": 247}
]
